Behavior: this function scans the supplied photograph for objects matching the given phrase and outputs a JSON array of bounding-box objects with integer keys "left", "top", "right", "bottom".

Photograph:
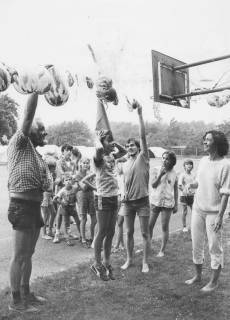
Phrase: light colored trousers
[{"left": 191, "top": 207, "right": 223, "bottom": 269}]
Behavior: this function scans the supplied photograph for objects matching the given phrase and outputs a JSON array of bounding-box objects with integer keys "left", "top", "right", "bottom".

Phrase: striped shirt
[{"left": 7, "top": 130, "right": 50, "bottom": 193}]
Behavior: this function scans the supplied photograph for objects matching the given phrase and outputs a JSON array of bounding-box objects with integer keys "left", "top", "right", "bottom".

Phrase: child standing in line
[
  {"left": 75, "top": 157, "right": 97, "bottom": 248},
  {"left": 53, "top": 174, "right": 81, "bottom": 246},
  {"left": 41, "top": 157, "right": 57, "bottom": 239},
  {"left": 149, "top": 151, "right": 178, "bottom": 257},
  {"left": 178, "top": 159, "right": 196, "bottom": 232}
]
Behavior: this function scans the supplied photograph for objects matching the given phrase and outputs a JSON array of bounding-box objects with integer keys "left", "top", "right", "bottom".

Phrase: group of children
[
  {"left": 39, "top": 141, "right": 196, "bottom": 257},
  {"left": 40, "top": 144, "right": 97, "bottom": 247}
]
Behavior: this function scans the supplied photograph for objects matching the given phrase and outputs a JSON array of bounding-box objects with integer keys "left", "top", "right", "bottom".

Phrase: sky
[{"left": 1, "top": 0, "right": 230, "bottom": 129}]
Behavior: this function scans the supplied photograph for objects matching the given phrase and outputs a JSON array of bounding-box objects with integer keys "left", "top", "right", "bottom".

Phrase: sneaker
[
  {"left": 183, "top": 227, "right": 189, "bottom": 233},
  {"left": 90, "top": 264, "right": 110, "bottom": 281},
  {"left": 105, "top": 265, "right": 115, "bottom": 280},
  {"left": 53, "top": 234, "right": 60, "bottom": 243},
  {"left": 24, "top": 292, "right": 46, "bottom": 305},
  {"left": 42, "top": 234, "right": 53, "bottom": 240},
  {"left": 81, "top": 240, "right": 91, "bottom": 248},
  {"left": 47, "top": 230, "right": 54, "bottom": 238},
  {"left": 8, "top": 300, "right": 39, "bottom": 313},
  {"left": 68, "top": 233, "right": 79, "bottom": 240}
]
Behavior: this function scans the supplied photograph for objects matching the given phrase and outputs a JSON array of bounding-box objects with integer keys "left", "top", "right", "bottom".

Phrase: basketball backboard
[{"left": 151, "top": 50, "right": 190, "bottom": 108}]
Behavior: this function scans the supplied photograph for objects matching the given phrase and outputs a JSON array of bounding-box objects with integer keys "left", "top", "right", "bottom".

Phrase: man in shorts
[
  {"left": 7, "top": 93, "right": 51, "bottom": 313},
  {"left": 120, "top": 100, "right": 150, "bottom": 273}
]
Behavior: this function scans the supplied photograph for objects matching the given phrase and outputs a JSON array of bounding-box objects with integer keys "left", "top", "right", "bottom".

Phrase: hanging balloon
[
  {"left": 0, "top": 64, "right": 12, "bottom": 92},
  {"left": 96, "top": 87, "right": 118, "bottom": 105},
  {"left": 2, "top": 63, "right": 18, "bottom": 83},
  {"left": 13, "top": 66, "right": 52, "bottom": 94},
  {"left": 96, "top": 76, "right": 113, "bottom": 92},
  {"left": 86, "top": 76, "right": 94, "bottom": 89},
  {"left": 66, "top": 70, "right": 74, "bottom": 87},
  {"left": 44, "top": 66, "right": 69, "bottom": 106},
  {"left": 207, "top": 94, "right": 222, "bottom": 107}
]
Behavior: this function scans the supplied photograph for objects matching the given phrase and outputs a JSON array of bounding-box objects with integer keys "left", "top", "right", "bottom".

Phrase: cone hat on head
[{"left": 95, "top": 99, "right": 113, "bottom": 141}]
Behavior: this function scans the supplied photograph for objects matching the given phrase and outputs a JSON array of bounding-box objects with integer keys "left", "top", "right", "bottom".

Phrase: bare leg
[
  {"left": 201, "top": 266, "right": 221, "bottom": 292},
  {"left": 103, "top": 209, "right": 117, "bottom": 267},
  {"left": 80, "top": 214, "right": 87, "bottom": 242},
  {"left": 185, "top": 263, "right": 202, "bottom": 284},
  {"left": 139, "top": 216, "right": 150, "bottom": 272},
  {"left": 90, "top": 214, "right": 97, "bottom": 241},
  {"left": 182, "top": 204, "right": 187, "bottom": 228},
  {"left": 149, "top": 206, "right": 160, "bottom": 240},
  {"left": 94, "top": 210, "right": 108, "bottom": 267},
  {"left": 114, "top": 215, "right": 124, "bottom": 249},
  {"left": 121, "top": 213, "right": 135, "bottom": 270},
  {"left": 41, "top": 207, "right": 49, "bottom": 236},
  {"left": 158, "top": 208, "right": 172, "bottom": 256}
]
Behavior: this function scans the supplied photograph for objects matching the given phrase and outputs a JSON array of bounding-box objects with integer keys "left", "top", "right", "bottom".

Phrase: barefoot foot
[
  {"left": 185, "top": 276, "right": 201, "bottom": 285},
  {"left": 120, "top": 261, "right": 133, "bottom": 270},
  {"left": 142, "top": 263, "right": 149, "bottom": 273}
]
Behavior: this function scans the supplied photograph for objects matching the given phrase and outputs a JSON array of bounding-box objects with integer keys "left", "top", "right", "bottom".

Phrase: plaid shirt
[{"left": 7, "top": 130, "right": 51, "bottom": 193}]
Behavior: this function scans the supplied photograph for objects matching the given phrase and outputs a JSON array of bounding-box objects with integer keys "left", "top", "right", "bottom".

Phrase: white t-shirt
[{"left": 194, "top": 156, "right": 230, "bottom": 213}]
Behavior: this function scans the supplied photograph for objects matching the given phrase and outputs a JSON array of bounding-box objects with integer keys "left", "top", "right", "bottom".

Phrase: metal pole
[
  {"left": 173, "top": 54, "right": 230, "bottom": 71},
  {"left": 173, "top": 86, "right": 230, "bottom": 99}
]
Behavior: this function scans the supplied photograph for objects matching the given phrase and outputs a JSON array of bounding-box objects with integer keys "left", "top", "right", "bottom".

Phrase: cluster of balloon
[
  {"left": 0, "top": 63, "right": 14, "bottom": 92},
  {"left": 96, "top": 76, "right": 118, "bottom": 105},
  {"left": 44, "top": 65, "right": 69, "bottom": 107},
  {"left": 13, "top": 66, "right": 52, "bottom": 95},
  {"left": 207, "top": 90, "right": 230, "bottom": 108}
]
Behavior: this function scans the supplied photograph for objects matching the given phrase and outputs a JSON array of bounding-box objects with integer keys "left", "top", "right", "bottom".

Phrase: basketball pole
[{"left": 173, "top": 54, "right": 230, "bottom": 71}]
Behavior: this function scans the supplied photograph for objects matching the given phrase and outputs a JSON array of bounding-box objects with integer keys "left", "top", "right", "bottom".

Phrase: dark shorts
[
  {"left": 59, "top": 205, "right": 78, "bottom": 217},
  {"left": 94, "top": 195, "right": 118, "bottom": 212},
  {"left": 121, "top": 196, "right": 150, "bottom": 217},
  {"left": 8, "top": 198, "right": 44, "bottom": 230},
  {"left": 180, "top": 195, "right": 194, "bottom": 206},
  {"left": 150, "top": 204, "right": 173, "bottom": 215},
  {"left": 77, "top": 191, "right": 96, "bottom": 216}
]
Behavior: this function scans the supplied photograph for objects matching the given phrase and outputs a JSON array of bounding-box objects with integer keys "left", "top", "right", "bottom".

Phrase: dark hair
[
  {"left": 183, "top": 159, "right": 193, "bottom": 167},
  {"left": 72, "top": 147, "right": 82, "bottom": 158},
  {"left": 126, "top": 138, "right": 140, "bottom": 151},
  {"left": 203, "top": 130, "right": 229, "bottom": 157},
  {"left": 61, "top": 143, "right": 73, "bottom": 153},
  {"left": 162, "top": 151, "right": 177, "bottom": 169}
]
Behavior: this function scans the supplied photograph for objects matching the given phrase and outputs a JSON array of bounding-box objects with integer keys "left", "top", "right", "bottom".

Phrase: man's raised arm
[
  {"left": 21, "top": 93, "right": 38, "bottom": 136},
  {"left": 135, "top": 100, "right": 148, "bottom": 158}
]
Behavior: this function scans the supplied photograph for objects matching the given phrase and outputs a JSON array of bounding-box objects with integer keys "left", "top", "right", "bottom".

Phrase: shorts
[
  {"left": 150, "top": 204, "right": 173, "bottom": 215},
  {"left": 180, "top": 195, "right": 194, "bottom": 206},
  {"left": 77, "top": 191, "right": 96, "bottom": 216},
  {"left": 121, "top": 196, "right": 150, "bottom": 217},
  {"left": 94, "top": 195, "right": 118, "bottom": 212},
  {"left": 59, "top": 205, "right": 78, "bottom": 218},
  {"left": 8, "top": 198, "right": 44, "bottom": 230}
]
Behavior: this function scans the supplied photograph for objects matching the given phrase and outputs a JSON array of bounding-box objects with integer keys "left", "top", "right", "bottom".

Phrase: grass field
[
  {"left": 1, "top": 218, "right": 230, "bottom": 320},
  {"left": 2, "top": 156, "right": 229, "bottom": 319}
]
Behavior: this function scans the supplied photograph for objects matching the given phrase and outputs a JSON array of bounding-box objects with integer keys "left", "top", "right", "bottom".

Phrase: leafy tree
[
  {"left": 46, "top": 120, "right": 93, "bottom": 146},
  {"left": 0, "top": 94, "right": 18, "bottom": 144}
]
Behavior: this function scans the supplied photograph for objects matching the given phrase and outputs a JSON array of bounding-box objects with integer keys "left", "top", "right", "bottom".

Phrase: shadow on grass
[{"left": 1, "top": 223, "right": 230, "bottom": 320}]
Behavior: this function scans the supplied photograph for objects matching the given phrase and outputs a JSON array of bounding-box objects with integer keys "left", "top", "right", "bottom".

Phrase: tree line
[{"left": 1, "top": 93, "right": 230, "bottom": 155}]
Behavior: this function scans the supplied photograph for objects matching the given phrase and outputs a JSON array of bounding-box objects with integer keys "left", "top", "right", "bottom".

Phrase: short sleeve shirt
[
  {"left": 93, "top": 156, "right": 118, "bottom": 197},
  {"left": 150, "top": 166, "right": 177, "bottom": 208},
  {"left": 7, "top": 130, "right": 50, "bottom": 192},
  {"left": 122, "top": 152, "right": 149, "bottom": 201},
  {"left": 56, "top": 186, "right": 78, "bottom": 206},
  {"left": 178, "top": 172, "right": 196, "bottom": 196}
]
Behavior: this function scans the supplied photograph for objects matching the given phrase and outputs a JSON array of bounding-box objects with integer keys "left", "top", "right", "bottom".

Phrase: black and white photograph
[{"left": 0, "top": 0, "right": 230, "bottom": 319}]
